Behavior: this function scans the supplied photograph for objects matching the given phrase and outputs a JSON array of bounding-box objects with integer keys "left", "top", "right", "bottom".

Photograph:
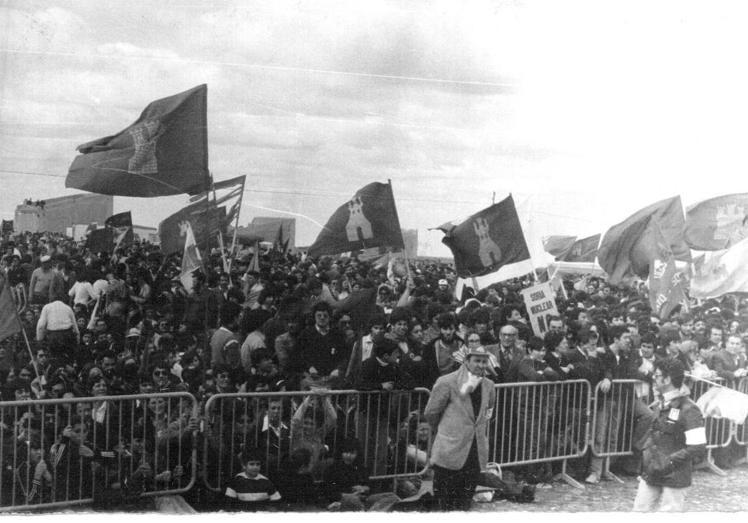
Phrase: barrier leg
[
  {"left": 694, "top": 449, "right": 727, "bottom": 477},
  {"left": 602, "top": 457, "right": 624, "bottom": 484},
  {"left": 553, "top": 459, "right": 584, "bottom": 490}
]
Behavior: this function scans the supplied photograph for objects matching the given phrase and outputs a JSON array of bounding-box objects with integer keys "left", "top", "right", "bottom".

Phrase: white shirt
[
  {"left": 36, "top": 300, "right": 78, "bottom": 340},
  {"left": 68, "top": 281, "right": 96, "bottom": 305},
  {"left": 92, "top": 279, "right": 109, "bottom": 299}
]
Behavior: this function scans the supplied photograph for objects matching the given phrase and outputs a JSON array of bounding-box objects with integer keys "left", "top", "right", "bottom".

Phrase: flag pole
[
  {"left": 227, "top": 176, "right": 246, "bottom": 275},
  {"left": 387, "top": 179, "right": 411, "bottom": 278},
  {"left": 212, "top": 181, "right": 229, "bottom": 273}
]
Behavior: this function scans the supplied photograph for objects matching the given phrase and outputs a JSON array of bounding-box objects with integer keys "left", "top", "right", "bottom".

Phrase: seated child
[{"left": 224, "top": 450, "right": 281, "bottom": 510}]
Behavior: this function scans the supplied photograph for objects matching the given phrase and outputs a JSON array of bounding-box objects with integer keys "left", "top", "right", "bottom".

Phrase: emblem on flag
[
  {"left": 473, "top": 216, "right": 502, "bottom": 268},
  {"left": 128, "top": 120, "right": 165, "bottom": 175},
  {"left": 345, "top": 195, "right": 374, "bottom": 242}
]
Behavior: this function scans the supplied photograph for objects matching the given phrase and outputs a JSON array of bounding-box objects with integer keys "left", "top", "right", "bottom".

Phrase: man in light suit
[{"left": 424, "top": 345, "right": 495, "bottom": 511}]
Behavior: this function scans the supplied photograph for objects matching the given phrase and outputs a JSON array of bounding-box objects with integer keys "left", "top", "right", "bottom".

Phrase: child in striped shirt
[{"left": 224, "top": 450, "right": 281, "bottom": 510}]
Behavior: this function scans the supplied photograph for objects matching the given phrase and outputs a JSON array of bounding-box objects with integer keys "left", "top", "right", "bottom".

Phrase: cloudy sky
[{"left": 2, "top": 0, "right": 748, "bottom": 258}]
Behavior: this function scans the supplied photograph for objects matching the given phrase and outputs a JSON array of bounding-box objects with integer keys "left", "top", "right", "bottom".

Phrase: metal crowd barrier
[
  {"left": 735, "top": 377, "right": 748, "bottom": 449},
  {"left": 487, "top": 379, "right": 591, "bottom": 489},
  {"left": 201, "top": 388, "right": 431, "bottom": 493},
  {"left": 686, "top": 376, "right": 733, "bottom": 476},
  {"left": 0, "top": 392, "right": 197, "bottom": 512},
  {"left": 589, "top": 379, "right": 640, "bottom": 483}
]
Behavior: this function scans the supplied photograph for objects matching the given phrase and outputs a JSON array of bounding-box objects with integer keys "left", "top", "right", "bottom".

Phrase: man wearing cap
[
  {"left": 29, "top": 255, "right": 55, "bottom": 304},
  {"left": 424, "top": 344, "right": 495, "bottom": 511}
]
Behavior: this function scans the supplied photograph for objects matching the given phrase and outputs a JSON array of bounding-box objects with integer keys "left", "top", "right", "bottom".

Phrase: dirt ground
[{"left": 473, "top": 465, "right": 748, "bottom": 512}]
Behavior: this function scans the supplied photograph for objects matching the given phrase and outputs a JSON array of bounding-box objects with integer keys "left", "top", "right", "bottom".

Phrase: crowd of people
[{"left": 0, "top": 229, "right": 746, "bottom": 511}]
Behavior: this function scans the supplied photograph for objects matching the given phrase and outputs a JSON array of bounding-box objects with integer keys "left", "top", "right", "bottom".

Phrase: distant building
[
  {"left": 133, "top": 225, "right": 159, "bottom": 243},
  {"left": 14, "top": 194, "right": 113, "bottom": 234}
]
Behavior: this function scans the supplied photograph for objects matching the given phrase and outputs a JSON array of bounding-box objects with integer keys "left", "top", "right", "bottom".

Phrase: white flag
[{"left": 179, "top": 221, "right": 202, "bottom": 293}]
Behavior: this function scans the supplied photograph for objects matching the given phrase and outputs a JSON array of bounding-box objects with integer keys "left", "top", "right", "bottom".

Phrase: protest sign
[{"left": 520, "top": 282, "right": 559, "bottom": 337}]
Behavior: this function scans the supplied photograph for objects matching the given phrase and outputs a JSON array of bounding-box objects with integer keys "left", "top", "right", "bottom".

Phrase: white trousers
[{"left": 632, "top": 478, "right": 687, "bottom": 512}]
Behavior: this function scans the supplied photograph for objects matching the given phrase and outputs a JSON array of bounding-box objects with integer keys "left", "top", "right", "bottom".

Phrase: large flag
[
  {"left": 685, "top": 193, "right": 748, "bottom": 250},
  {"left": 435, "top": 195, "right": 530, "bottom": 278},
  {"left": 105, "top": 211, "right": 134, "bottom": 249},
  {"left": 690, "top": 237, "right": 748, "bottom": 299},
  {"left": 598, "top": 196, "right": 690, "bottom": 284},
  {"left": 66, "top": 85, "right": 210, "bottom": 197},
  {"left": 696, "top": 385, "right": 748, "bottom": 425},
  {"left": 558, "top": 234, "right": 600, "bottom": 262},
  {"left": 542, "top": 235, "right": 577, "bottom": 258},
  {"left": 648, "top": 224, "right": 688, "bottom": 319},
  {"left": 308, "top": 182, "right": 404, "bottom": 257},
  {"left": 159, "top": 200, "right": 226, "bottom": 255},
  {"left": 0, "top": 277, "right": 20, "bottom": 342},
  {"left": 179, "top": 221, "right": 203, "bottom": 293}
]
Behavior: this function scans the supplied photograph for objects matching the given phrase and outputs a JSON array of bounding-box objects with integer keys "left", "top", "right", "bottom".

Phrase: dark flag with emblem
[
  {"left": 685, "top": 193, "right": 748, "bottom": 250},
  {"left": 558, "top": 233, "right": 600, "bottom": 262},
  {"left": 105, "top": 211, "right": 134, "bottom": 249},
  {"left": 158, "top": 200, "right": 226, "bottom": 255},
  {"left": 598, "top": 196, "right": 690, "bottom": 284},
  {"left": 434, "top": 195, "right": 530, "bottom": 278},
  {"left": 66, "top": 84, "right": 210, "bottom": 197},
  {"left": 308, "top": 182, "right": 404, "bottom": 257}
]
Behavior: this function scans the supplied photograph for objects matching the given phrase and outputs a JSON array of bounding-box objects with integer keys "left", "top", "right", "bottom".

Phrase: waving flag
[
  {"left": 685, "top": 193, "right": 748, "bottom": 250},
  {"left": 558, "top": 234, "right": 600, "bottom": 262},
  {"left": 648, "top": 224, "right": 688, "bottom": 318},
  {"left": 690, "top": 237, "right": 748, "bottom": 299},
  {"left": 66, "top": 85, "right": 210, "bottom": 197},
  {"left": 105, "top": 211, "right": 134, "bottom": 249},
  {"left": 598, "top": 196, "right": 690, "bottom": 284},
  {"left": 435, "top": 195, "right": 530, "bottom": 278},
  {"left": 0, "top": 277, "right": 20, "bottom": 342},
  {"left": 159, "top": 200, "right": 226, "bottom": 255},
  {"left": 542, "top": 235, "right": 577, "bottom": 258},
  {"left": 308, "top": 182, "right": 404, "bottom": 257},
  {"left": 179, "top": 221, "right": 203, "bottom": 293}
]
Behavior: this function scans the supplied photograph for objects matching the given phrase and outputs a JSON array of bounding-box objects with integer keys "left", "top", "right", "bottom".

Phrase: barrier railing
[
  {"left": 735, "top": 377, "right": 748, "bottom": 448},
  {"left": 487, "top": 379, "right": 591, "bottom": 488},
  {"left": 589, "top": 379, "right": 640, "bottom": 483},
  {"left": 686, "top": 376, "right": 732, "bottom": 476},
  {"left": 0, "top": 392, "right": 198, "bottom": 512},
  {"left": 201, "top": 388, "right": 431, "bottom": 493}
]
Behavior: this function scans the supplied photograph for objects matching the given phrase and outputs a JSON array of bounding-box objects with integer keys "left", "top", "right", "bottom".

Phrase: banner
[
  {"left": 309, "top": 182, "right": 404, "bottom": 257},
  {"left": 598, "top": 196, "right": 690, "bottom": 284},
  {"left": 66, "top": 84, "right": 210, "bottom": 197},
  {"left": 690, "top": 237, "right": 748, "bottom": 299},
  {"left": 520, "top": 282, "right": 559, "bottom": 337},
  {"left": 435, "top": 195, "right": 530, "bottom": 278},
  {"left": 685, "top": 193, "right": 748, "bottom": 250}
]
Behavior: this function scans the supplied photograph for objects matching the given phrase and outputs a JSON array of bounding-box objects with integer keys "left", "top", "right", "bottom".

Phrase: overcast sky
[{"left": 2, "top": 0, "right": 748, "bottom": 258}]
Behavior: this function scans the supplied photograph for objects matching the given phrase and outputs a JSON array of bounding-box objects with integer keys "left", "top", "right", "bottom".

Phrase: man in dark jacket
[
  {"left": 633, "top": 359, "right": 706, "bottom": 511},
  {"left": 295, "top": 302, "right": 348, "bottom": 387}
]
